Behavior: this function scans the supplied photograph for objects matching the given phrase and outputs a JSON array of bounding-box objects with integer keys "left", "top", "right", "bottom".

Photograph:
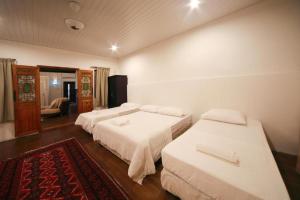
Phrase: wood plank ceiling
[{"left": 0, "top": 0, "right": 260, "bottom": 57}]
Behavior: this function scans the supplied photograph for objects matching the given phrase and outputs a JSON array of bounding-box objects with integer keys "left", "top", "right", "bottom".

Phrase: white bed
[
  {"left": 92, "top": 110, "right": 192, "bottom": 184},
  {"left": 161, "top": 119, "right": 290, "bottom": 200},
  {"left": 75, "top": 106, "right": 139, "bottom": 133}
]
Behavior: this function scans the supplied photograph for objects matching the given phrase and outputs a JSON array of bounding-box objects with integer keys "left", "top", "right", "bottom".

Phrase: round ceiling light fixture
[{"left": 65, "top": 18, "right": 85, "bottom": 31}]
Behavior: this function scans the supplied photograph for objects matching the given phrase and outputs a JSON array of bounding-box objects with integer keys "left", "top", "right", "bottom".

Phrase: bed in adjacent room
[
  {"left": 161, "top": 109, "right": 290, "bottom": 200},
  {"left": 75, "top": 103, "right": 140, "bottom": 133},
  {"left": 92, "top": 105, "right": 192, "bottom": 184}
]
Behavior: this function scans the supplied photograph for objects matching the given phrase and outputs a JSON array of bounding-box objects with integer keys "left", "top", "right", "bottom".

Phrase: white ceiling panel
[{"left": 0, "top": 0, "right": 260, "bottom": 57}]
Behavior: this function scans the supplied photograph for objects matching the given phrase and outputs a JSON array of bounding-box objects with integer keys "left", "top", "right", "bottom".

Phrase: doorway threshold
[{"left": 41, "top": 121, "right": 75, "bottom": 132}]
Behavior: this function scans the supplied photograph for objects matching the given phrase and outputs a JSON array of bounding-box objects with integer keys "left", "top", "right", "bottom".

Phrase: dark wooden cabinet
[{"left": 108, "top": 75, "right": 127, "bottom": 108}]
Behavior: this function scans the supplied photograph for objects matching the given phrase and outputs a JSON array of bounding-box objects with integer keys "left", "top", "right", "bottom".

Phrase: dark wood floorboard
[
  {"left": 273, "top": 152, "right": 300, "bottom": 200},
  {"left": 0, "top": 125, "right": 177, "bottom": 200},
  {"left": 0, "top": 125, "right": 299, "bottom": 200},
  {"left": 41, "top": 113, "right": 78, "bottom": 130}
]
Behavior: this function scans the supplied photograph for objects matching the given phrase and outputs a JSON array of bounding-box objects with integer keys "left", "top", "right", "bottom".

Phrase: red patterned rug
[{"left": 0, "top": 138, "right": 129, "bottom": 200}]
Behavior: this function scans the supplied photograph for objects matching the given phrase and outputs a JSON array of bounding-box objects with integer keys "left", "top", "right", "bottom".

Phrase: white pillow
[
  {"left": 201, "top": 109, "right": 246, "bottom": 125},
  {"left": 158, "top": 106, "right": 185, "bottom": 117},
  {"left": 140, "top": 105, "right": 160, "bottom": 113},
  {"left": 121, "top": 102, "right": 140, "bottom": 108}
]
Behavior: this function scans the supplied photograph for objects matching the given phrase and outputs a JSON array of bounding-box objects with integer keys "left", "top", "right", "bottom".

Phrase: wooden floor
[
  {"left": 0, "top": 125, "right": 299, "bottom": 200},
  {"left": 274, "top": 152, "right": 300, "bottom": 200},
  {"left": 0, "top": 124, "right": 177, "bottom": 200},
  {"left": 41, "top": 113, "right": 78, "bottom": 131}
]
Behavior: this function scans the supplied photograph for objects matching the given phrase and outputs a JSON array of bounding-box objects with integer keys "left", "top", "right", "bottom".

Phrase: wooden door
[
  {"left": 12, "top": 65, "right": 41, "bottom": 136},
  {"left": 77, "top": 70, "right": 93, "bottom": 113}
]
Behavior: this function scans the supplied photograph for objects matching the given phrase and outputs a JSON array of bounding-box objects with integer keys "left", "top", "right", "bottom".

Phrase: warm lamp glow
[
  {"left": 188, "top": 0, "right": 201, "bottom": 10},
  {"left": 110, "top": 44, "right": 119, "bottom": 52},
  {"left": 52, "top": 78, "right": 58, "bottom": 85}
]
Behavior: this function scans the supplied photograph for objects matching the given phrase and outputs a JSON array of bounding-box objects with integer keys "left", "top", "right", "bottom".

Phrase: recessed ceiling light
[
  {"left": 110, "top": 45, "right": 119, "bottom": 52},
  {"left": 188, "top": 0, "right": 201, "bottom": 10}
]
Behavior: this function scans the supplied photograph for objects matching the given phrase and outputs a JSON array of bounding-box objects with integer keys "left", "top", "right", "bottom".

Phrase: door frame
[
  {"left": 38, "top": 65, "right": 79, "bottom": 131},
  {"left": 38, "top": 65, "right": 77, "bottom": 73}
]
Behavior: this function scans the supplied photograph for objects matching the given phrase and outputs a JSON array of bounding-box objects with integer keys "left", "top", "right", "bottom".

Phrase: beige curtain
[
  {"left": 0, "top": 58, "right": 15, "bottom": 123},
  {"left": 95, "top": 67, "right": 110, "bottom": 107}
]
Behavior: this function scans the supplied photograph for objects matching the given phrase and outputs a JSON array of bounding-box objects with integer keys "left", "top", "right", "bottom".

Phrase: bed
[
  {"left": 75, "top": 105, "right": 140, "bottom": 133},
  {"left": 92, "top": 108, "right": 192, "bottom": 184},
  {"left": 161, "top": 118, "right": 290, "bottom": 200}
]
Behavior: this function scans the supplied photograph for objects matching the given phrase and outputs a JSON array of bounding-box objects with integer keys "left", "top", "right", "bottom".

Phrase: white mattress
[
  {"left": 161, "top": 168, "right": 212, "bottom": 200},
  {"left": 162, "top": 119, "right": 290, "bottom": 200},
  {"left": 92, "top": 111, "right": 192, "bottom": 184},
  {"left": 75, "top": 106, "right": 139, "bottom": 133}
]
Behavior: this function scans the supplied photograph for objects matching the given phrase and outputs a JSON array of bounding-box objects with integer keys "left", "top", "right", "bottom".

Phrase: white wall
[
  {"left": 119, "top": 0, "right": 300, "bottom": 154},
  {"left": 0, "top": 40, "right": 119, "bottom": 142},
  {"left": 0, "top": 39, "right": 119, "bottom": 73}
]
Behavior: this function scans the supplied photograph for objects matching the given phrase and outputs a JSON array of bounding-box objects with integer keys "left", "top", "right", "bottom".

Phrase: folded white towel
[
  {"left": 196, "top": 143, "right": 239, "bottom": 166},
  {"left": 111, "top": 118, "right": 130, "bottom": 126}
]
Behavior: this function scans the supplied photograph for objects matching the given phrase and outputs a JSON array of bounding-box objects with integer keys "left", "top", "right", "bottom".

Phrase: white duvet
[
  {"left": 92, "top": 111, "right": 189, "bottom": 184},
  {"left": 162, "top": 119, "right": 290, "bottom": 200},
  {"left": 75, "top": 106, "right": 139, "bottom": 133}
]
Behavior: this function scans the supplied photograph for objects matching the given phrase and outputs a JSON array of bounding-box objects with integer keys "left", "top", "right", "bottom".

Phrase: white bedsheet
[
  {"left": 162, "top": 119, "right": 290, "bottom": 200},
  {"left": 92, "top": 111, "right": 192, "bottom": 184},
  {"left": 75, "top": 106, "right": 139, "bottom": 133}
]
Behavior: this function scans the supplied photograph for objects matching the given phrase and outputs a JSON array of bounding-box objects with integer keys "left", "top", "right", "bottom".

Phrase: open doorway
[
  {"left": 63, "top": 81, "right": 76, "bottom": 103},
  {"left": 39, "top": 66, "right": 78, "bottom": 131}
]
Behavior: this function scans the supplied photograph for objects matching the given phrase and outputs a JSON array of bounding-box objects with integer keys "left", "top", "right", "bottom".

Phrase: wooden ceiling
[{"left": 0, "top": 0, "right": 260, "bottom": 57}]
